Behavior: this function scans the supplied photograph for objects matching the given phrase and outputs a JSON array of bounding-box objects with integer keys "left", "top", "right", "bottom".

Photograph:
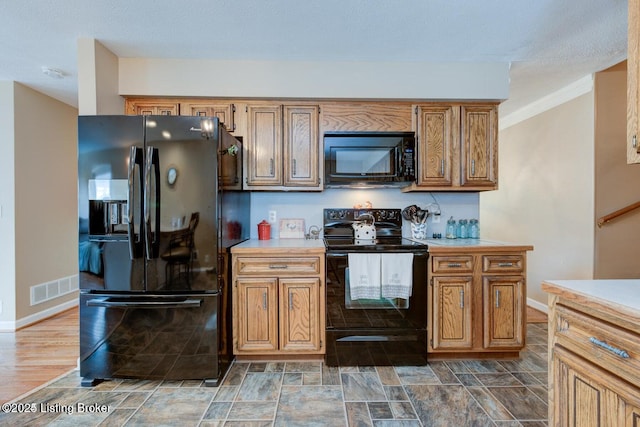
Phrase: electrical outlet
[
  {"left": 269, "top": 210, "right": 277, "bottom": 223},
  {"left": 432, "top": 213, "right": 441, "bottom": 223}
]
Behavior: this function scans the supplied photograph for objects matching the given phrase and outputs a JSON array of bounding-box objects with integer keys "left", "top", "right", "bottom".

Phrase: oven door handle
[{"left": 326, "top": 252, "right": 428, "bottom": 257}]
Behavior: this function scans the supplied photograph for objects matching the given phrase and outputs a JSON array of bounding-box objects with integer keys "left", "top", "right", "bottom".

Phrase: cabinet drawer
[
  {"left": 235, "top": 256, "right": 321, "bottom": 276},
  {"left": 555, "top": 305, "right": 640, "bottom": 386},
  {"left": 482, "top": 255, "right": 524, "bottom": 273},
  {"left": 431, "top": 255, "right": 473, "bottom": 274}
]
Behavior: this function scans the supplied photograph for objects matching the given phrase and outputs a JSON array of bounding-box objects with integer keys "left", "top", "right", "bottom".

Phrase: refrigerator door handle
[
  {"left": 86, "top": 298, "right": 203, "bottom": 309},
  {"left": 127, "top": 146, "right": 143, "bottom": 260},
  {"left": 144, "top": 146, "right": 161, "bottom": 260}
]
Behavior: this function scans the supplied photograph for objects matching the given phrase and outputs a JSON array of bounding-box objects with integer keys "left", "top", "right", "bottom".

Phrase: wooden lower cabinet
[
  {"left": 232, "top": 249, "right": 325, "bottom": 357},
  {"left": 428, "top": 248, "right": 530, "bottom": 357},
  {"left": 544, "top": 281, "right": 640, "bottom": 426},
  {"left": 431, "top": 276, "right": 473, "bottom": 350},
  {"left": 235, "top": 278, "right": 278, "bottom": 352},
  {"left": 483, "top": 276, "right": 524, "bottom": 348},
  {"left": 553, "top": 343, "right": 640, "bottom": 426}
]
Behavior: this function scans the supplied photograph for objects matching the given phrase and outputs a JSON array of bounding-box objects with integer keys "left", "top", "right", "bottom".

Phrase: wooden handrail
[{"left": 597, "top": 200, "right": 640, "bottom": 227}]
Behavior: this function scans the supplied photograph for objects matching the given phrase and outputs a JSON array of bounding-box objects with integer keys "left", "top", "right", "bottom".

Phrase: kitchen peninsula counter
[{"left": 543, "top": 279, "right": 640, "bottom": 425}]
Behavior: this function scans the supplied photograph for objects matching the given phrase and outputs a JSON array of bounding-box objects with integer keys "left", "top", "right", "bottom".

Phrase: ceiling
[{"left": 0, "top": 0, "right": 628, "bottom": 117}]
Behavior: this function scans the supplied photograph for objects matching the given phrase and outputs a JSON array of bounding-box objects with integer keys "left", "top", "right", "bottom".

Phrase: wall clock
[{"left": 167, "top": 167, "right": 178, "bottom": 186}]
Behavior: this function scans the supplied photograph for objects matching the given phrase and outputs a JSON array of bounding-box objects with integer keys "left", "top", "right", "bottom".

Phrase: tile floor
[{"left": 0, "top": 323, "right": 548, "bottom": 426}]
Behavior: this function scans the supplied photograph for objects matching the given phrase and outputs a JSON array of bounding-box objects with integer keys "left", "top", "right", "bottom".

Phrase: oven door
[{"left": 325, "top": 251, "right": 428, "bottom": 366}]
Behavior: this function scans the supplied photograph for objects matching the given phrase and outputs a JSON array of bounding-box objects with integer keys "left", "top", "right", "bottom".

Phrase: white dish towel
[
  {"left": 381, "top": 253, "right": 414, "bottom": 299},
  {"left": 348, "top": 253, "right": 381, "bottom": 300}
]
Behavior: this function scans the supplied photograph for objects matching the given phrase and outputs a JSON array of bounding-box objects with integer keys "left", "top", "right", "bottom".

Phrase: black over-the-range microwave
[{"left": 323, "top": 131, "right": 416, "bottom": 188}]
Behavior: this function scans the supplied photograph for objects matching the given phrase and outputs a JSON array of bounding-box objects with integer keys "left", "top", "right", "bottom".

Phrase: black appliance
[
  {"left": 78, "top": 115, "right": 249, "bottom": 387},
  {"left": 323, "top": 208, "right": 429, "bottom": 366},
  {"left": 324, "top": 132, "right": 416, "bottom": 188}
]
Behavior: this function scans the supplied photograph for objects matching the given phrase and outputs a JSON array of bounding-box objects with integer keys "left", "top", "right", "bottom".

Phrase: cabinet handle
[
  {"left": 495, "top": 290, "right": 500, "bottom": 308},
  {"left": 440, "top": 159, "right": 444, "bottom": 176},
  {"left": 589, "top": 337, "right": 630, "bottom": 359},
  {"left": 268, "top": 264, "right": 288, "bottom": 269},
  {"left": 289, "top": 292, "right": 293, "bottom": 310},
  {"left": 270, "top": 158, "right": 274, "bottom": 175},
  {"left": 459, "top": 290, "right": 464, "bottom": 308},
  {"left": 292, "top": 159, "right": 297, "bottom": 176},
  {"left": 498, "top": 262, "right": 514, "bottom": 267},
  {"left": 634, "top": 134, "right": 638, "bottom": 149},
  {"left": 448, "top": 263, "right": 462, "bottom": 268},
  {"left": 263, "top": 292, "right": 267, "bottom": 310},
  {"left": 471, "top": 159, "right": 476, "bottom": 176}
]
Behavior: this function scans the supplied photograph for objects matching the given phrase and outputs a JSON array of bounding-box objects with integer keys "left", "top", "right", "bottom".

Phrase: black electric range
[{"left": 322, "top": 208, "right": 429, "bottom": 366}]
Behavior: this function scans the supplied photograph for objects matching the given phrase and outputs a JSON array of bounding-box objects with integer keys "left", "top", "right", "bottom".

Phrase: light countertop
[
  {"left": 231, "top": 238, "right": 325, "bottom": 252},
  {"left": 412, "top": 238, "right": 534, "bottom": 252},
  {"left": 542, "top": 279, "right": 640, "bottom": 317}
]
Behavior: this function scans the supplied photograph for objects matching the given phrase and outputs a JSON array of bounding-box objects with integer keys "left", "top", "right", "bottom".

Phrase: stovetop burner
[{"left": 323, "top": 208, "right": 428, "bottom": 252}]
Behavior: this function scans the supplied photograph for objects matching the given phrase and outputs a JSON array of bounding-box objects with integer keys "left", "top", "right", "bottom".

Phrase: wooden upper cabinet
[
  {"left": 245, "top": 103, "right": 320, "bottom": 190},
  {"left": 629, "top": 0, "right": 640, "bottom": 163},
  {"left": 414, "top": 105, "right": 458, "bottom": 187},
  {"left": 460, "top": 105, "right": 498, "bottom": 189},
  {"left": 125, "top": 100, "right": 179, "bottom": 116},
  {"left": 246, "top": 105, "right": 283, "bottom": 186},
  {"left": 284, "top": 106, "right": 319, "bottom": 187},
  {"left": 181, "top": 102, "right": 236, "bottom": 132}
]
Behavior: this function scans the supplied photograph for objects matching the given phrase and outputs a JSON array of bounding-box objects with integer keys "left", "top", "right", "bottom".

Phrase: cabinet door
[
  {"left": 431, "top": 276, "right": 473, "bottom": 349},
  {"left": 279, "top": 278, "right": 321, "bottom": 352},
  {"left": 126, "top": 102, "right": 179, "bottom": 116},
  {"left": 415, "top": 105, "right": 458, "bottom": 186},
  {"left": 629, "top": 0, "right": 640, "bottom": 163},
  {"left": 236, "top": 278, "right": 278, "bottom": 352},
  {"left": 219, "top": 128, "right": 242, "bottom": 190},
  {"left": 482, "top": 276, "right": 524, "bottom": 348},
  {"left": 283, "top": 106, "right": 320, "bottom": 187},
  {"left": 246, "top": 105, "right": 283, "bottom": 186},
  {"left": 460, "top": 105, "right": 498, "bottom": 188},
  {"left": 181, "top": 102, "right": 235, "bottom": 132},
  {"left": 553, "top": 347, "right": 633, "bottom": 427}
]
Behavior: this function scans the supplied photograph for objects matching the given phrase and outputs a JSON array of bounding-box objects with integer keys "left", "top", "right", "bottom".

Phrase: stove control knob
[{"left": 379, "top": 211, "right": 387, "bottom": 219}]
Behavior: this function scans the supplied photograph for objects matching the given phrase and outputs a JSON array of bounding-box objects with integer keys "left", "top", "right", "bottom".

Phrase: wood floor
[
  {"left": 0, "top": 308, "right": 79, "bottom": 403},
  {"left": 0, "top": 305, "right": 548, "bottom": 404}
]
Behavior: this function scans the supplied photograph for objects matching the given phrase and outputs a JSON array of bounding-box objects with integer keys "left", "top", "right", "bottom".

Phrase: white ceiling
[{"left": 0, "top": 0, "right": 628, "bottom": 117}]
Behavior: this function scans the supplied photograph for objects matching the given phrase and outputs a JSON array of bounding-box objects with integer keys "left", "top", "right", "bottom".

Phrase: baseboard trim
[
  {"left": 527, "top": 297, "right": 548, "bottom": 314},
  {"left": 0, "top": 297, "right": 79, "bottom": 332}
]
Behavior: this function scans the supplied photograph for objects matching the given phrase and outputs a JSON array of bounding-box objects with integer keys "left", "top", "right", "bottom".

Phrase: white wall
[
  {"left": 13, "top": 83, "right": 78, "bottom": 322},
  {"left": 0, "top": 82, "right": 17, "bottom": 323},
  {"left": 78, "top": 38, "right": 123, "bottom": 115},
  {"left": 480, "top": 91, "right": 595, "bottom": 308},
  {"left": 119, "top": 58, "right": 509, "bottom": 101}
]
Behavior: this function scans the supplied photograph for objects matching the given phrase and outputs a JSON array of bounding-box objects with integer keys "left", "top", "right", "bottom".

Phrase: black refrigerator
[{"left": 78, "top": 115, "right": 249, "bottom": 386}]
